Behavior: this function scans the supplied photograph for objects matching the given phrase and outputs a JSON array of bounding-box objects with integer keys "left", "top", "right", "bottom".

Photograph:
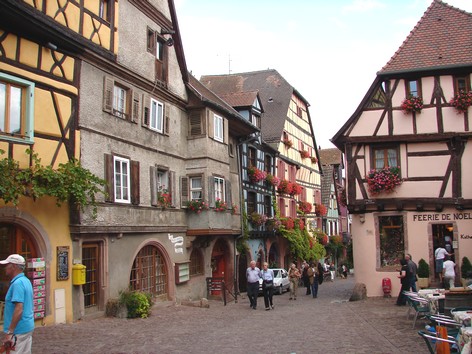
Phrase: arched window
[
  {"left": 130, "top": 245, "right": 167, "bottom": 297},
  {"left": 189, "top": 249, "right": 203, "bottom": 276}
]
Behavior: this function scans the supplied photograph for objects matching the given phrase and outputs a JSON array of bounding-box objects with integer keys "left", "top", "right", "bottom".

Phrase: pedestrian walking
[
  {"left": 246, "top": 260, "right": 261, "bottom": 310},
  {"left": 396, "top": 259, "right": 410, "bottom": 306},
  {"left": 434, "top": 244, "right": 452, "bottom": 284},
  {"left": 261, "top": 262, "right": 275, "bottom": 310},
  {"left": 1, "top": 254, "right": 34, "bottom": 354},
  {"left": 302, "top": 263, "right": 311, "bottom": 295},
  {"left": 288, "top": 263, "right": 301, "bottom": 300},
  {"left": 442, "top": 255, "right": 456, "bottom": 289},
  {"left": 329, "top": 262, "right": 336, "bottom": 281},
  {"left": 405, "top": 254, "right": 418, "bottom": 292},
  {"left": 307, "top": 262, "right": 319, "bottom": 298}
]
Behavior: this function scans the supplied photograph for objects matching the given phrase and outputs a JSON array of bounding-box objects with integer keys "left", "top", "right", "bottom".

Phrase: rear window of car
[{"left": 273, "top": 270, "right": 280, "bottom": 277}]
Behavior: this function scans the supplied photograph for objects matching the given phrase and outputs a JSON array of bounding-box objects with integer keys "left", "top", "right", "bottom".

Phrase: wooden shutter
[
  {"left": 277, "top": 160, "right": 285, "bottom": 179},
  {"left": 208, "top": 111, "right": 214, "bottom": 138},
  {"left": 104, "top": 154, "right": 114, "bottom": 202},
  {"left": 164, "top": 103, "right": 170, "bottom": 135},
  {"left": 208, "top": 176, "right": 215, "bottom": 208},
  {"left": 142, "top": 94, "right": 150, "bottom": 127},
  {"left": 131, "top": 160, "right": 140, "bottom": 205},
  {"left": 223, "top": 117, "right": 229, "bottom": 144},
  {"left": 180, "top": 177, "right": 189, "bottom": 207},
  {"left": 131, "top": 91, "right": 140, "bottom": 124},
  {"left": 155, "top": 59, "right": 164, "bottom": 82},
  {"left": 150, "top": 166, "right": 157, "bottom": 206},
  {"left": 169, "top": 170, "right": 176, "bottom": 207},
  {"left": 225, "top": 180, "right": 232, "bottom": 206},
  {"left": 147, "top": 28, "right": 156, "bottom": 53},
  {"left": 189, "top": 111, "right": 202, "bottom": 136},
  {"left": 103, "top": 76, "right": 114, "bottom": 113}
]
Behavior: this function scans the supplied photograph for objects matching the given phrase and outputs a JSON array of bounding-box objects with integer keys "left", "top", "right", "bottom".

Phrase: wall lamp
[{"left": 161, "top": 28, "right": 175, "bottom": 46}]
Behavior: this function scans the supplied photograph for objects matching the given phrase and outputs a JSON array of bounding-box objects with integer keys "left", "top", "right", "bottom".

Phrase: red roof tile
[{"left": 380, "top": 0, "right": 472, "bottom": 74}]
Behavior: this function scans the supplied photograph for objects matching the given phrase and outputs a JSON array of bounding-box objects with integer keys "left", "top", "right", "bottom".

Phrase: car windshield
[{"left": 273, "top": 270, "right": 280, "bottom": 277}]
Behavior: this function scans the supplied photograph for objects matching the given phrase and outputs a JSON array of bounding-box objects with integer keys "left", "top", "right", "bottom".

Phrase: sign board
[{"left": 57, "top": 246, "right": 69, "bottom": 281}]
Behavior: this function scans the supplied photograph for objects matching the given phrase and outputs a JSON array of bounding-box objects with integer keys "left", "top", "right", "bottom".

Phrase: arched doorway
[
  {"left": 129, "top": 244, "right": 168, "bottom": 300},
  {"left": 268, "top": 243, "right": 279, "bottom": 267},
  {"left": 211, "top": 239, "right": 229, "bottom": 295},
  {"left": 0, "top": 223, "right": 39, "bottom": 300}
]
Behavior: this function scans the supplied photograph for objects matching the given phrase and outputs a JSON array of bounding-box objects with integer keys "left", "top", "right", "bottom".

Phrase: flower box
[
  {"left": 300, "top": 150, "right": 310, "bottom": 159},
  {"left": 315, "top": 203, "right": 327, "bottom": 216},
  {"left": 297, "top": 201, "right": 312, "bottom": 214},
  {"left": 401, "top": 95, "right": 423, "bottom": 114},
  {"left": 214, "top": 199, "right": 227, "bottom": 212},
  {"left": 265, "top": 174, "right": 280, "bottom": 187},
  {"left": 277, "top": 179, "right": 293, "bottom": 194},
  {"left": 249, "top": 212, "right": 268, "bottom": 226},
  {"left": 282, "top": 138, "right": 293, "bottom": 148},
  {"left": 185, "top": 199, "right": 208, "bottom": 213},
  {"left": 157, "top": 190, "right": 172, "bottom": 209},
  {"left": 247, "top": 166, "right": 267, "bottom": 183},
  {"left": 450, "top": 90, "right": 472, "bottom": 114},
  {"left": 290, "top": 183, "right": 303, "bottom": 196},
  {"left": 366, "top": 166, "right": 402, "bottom": 195},
  {"left": 311, "top": 157, "right": 318, "bottom": 164}
]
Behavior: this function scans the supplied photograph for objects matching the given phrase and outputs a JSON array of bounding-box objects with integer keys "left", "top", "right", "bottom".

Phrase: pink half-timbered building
[{"left": 332, "top": 0, "right": 472, "bottom": 296}]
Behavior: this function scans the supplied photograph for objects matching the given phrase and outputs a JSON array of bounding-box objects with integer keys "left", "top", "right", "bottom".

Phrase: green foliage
[
  {"left": 417, "top": 258, "right": 430, "bottom": 278},
  {"left": 119, "top": 290, "right": 152, "bottom": 319},
  {"left": 236, "top": 202, "right": 249, "bottom": 254},
  {"left": 461, "top": 257, "right": 472, "bottom": 278},
  {"left": 280, "top": 227, "right": 325, "bottom": 262},
  {"left": 0, "top": 149, "right": 106, "bottom": 218}
]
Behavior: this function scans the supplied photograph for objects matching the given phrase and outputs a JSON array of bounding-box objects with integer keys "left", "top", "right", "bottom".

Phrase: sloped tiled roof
[
  {"left": 321, "top": 165, "right": 334, "bottom": 207},
  {"left": 319, "top": 148, "right": 342, "bottom": 166},
  {"left": 380, "top": 0, "right": 472, "bottom": 74},
  {"left": 187, "top": 74, "right": 257, "bottom": 136},
  {"left": 219, "top": 91, "right": 259, "bottom": 108},
  {"left": 200, "top": 70, "right": 302, "bottom": 143}
]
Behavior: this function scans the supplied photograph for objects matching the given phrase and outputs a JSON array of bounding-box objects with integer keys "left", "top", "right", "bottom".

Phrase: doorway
[
  {"left": 432, "top": 223, "right": 454, "bottom": 277},
  {"left": 82, "top": 243, "right": 100, "bottom": 312}
]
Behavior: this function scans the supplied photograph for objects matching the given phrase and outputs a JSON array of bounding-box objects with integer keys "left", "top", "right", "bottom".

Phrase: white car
[{"left": 259, "top": 268, "right": 290, "bottom": 295}]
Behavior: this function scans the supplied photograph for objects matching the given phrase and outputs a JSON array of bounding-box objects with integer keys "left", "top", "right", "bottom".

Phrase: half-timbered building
[
  {"left": 332, "top": 0, "right": 472, "bottom": 296},
  {"left": 201, "top": 70, "right": 322, "bottom": 268}
]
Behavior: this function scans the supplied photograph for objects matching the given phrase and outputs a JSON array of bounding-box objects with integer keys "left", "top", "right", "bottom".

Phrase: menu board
[{"left": 57, "top": 246, "right": 69, "bottom": 281}]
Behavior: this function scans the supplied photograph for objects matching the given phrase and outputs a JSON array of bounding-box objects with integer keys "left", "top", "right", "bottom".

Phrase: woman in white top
[{"left": 442, "top": 255, "right": 456, "bottom": 289}]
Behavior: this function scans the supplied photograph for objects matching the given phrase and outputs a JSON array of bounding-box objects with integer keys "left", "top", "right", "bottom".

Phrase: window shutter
[
  {"left": 277, "top": 160, "right": 285, "bottom": 179},
  {"left": 164, "top": 103, "right": 170, "bottom": 135},
  {"left": 223, "top": 118, "right": 229, "bottom": 144},
  {"left": 225, "top": 180, "right": 232, "bottom": 206},
  {"left": 279, "top": 198, "right": 286, "bottom": 217},
  {"left": 147, "top": 29, "right": 156, "bottom": 53},
  {"left": 169, "top": 170, "right": 176, "bottom": 207},
  {"left": 103, "top": 76, "right": 114, "bottom": 113},
  {"left": 150, "top": 166, "right": 157, "bottom": 206},
  {"left": 208, "top": 111, "right": 214, "bottom": 138},
  {"left": 208, "top": 176, "right": 215, "bottom": 208},
  {"left": 189, "top": 111, "right": 202, "bottom": 136},
  {"left": 131, "top": 91, "right": 140, "bottom": 124},
  {"left": 131, "top": 160, "right": 140, "bottom": 205},
  {"left": 180, "top": 177, "right": 189, "bottom": 207},
  {"left": 142, "top": 94, "right": 150, "bottom": 127},
  {"left": 155, "top": 59, "right": 164, "bottom": 82},
  {"left": 104, "top": 154, "right": 114, "bottom": 202}
]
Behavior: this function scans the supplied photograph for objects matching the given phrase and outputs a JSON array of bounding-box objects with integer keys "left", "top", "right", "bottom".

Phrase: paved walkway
[{"left": 32, "top": 276, "right": 429, "bottom": 353}]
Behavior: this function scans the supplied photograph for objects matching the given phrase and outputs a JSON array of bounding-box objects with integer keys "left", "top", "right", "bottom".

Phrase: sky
[{"left": 174, "top": 0, "right": 472, "bottom": 149}]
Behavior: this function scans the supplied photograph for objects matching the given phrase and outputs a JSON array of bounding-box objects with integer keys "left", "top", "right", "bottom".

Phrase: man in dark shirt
[{"left": 405, "top": 254, "right": 418, "bottom": 292}]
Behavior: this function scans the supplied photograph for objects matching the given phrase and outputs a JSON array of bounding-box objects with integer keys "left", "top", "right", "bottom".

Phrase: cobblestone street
[{"left": 32, "top": 276, "right": 428, "bottom": 353}]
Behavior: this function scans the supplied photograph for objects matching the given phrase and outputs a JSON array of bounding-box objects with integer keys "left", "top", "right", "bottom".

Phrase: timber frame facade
[{"left": 332, "top": 0, "right": 472, "bottom": 296}]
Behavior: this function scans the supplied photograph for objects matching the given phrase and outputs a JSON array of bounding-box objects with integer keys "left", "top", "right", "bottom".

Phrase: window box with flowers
[
  {"left": 265, "top": 174, "right": 280, "bottom": 187},
  {"left": 297, "top": 201, "right": 312, "bottom": 214},
  {"left": 300, "top": 150, "right": 310, "bottom": 159},
  {"left": 214, "top": 199, "right": 227, "bottom": 212},
  {"left": 401, "top": 95, "right": 423, "bottom": 114},
  {"left": 311, "top": 157, "right": 318, "bottom": 164},
  {"left": 282, "top": 138, "right": 293, "bottom": 148},
  {"left": 157, "top": 189, "right": 172, "bottom": 209},
  {"left": 449, "top": 90, "right": 472, "bottom": 114},
  {"left": 247, "top": 166, "right": 267, "bottom": 183},
  {"left": 277, "top": 179, "right": 293, "bottom": 195},
  {"left": 290, "top": 183, "right": 303, "bottom": 196},
  {"left": 185, "top": 199, "right": 209, "bottom": 213},
  {"left": 230, "top": 203, "right": 238, "bottom": 215},
  {"left": 315, "top": 203, "right": 327, "bottom": 217},
  {"left": 366, "top": 166, "right": 403, "bottom": 195},
  {"left": 249, "top": 212, "right": 268, "bottom": 226}
]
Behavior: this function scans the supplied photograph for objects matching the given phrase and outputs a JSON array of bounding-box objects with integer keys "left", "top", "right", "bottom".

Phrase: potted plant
[
  {"left": 247, "top": 166, "right": 267, "bottom": 183},
  {"left": 401, "top": 95, "right": 424, "bottom": 114},
  {"left": 450, "top": 90, "right": 472, "bottom": 114},
  {"left": 300, "top": 150, "right": 310, "bottom": 159},
  {"left": 460, "top": 256, "right": 472, "bottom": 287},
  {"left": 417, "top": 258, "right": 430, "bottom": 289}
]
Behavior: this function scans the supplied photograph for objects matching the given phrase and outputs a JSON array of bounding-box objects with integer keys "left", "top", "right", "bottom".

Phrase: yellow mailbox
[{"left": 72, "top": 264, "right": 86, "bottom": 285}]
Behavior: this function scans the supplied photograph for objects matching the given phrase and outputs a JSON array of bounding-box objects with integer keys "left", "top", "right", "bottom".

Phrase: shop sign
[{"left": 412, "top": 212, "right": 472, "bottom": 222}]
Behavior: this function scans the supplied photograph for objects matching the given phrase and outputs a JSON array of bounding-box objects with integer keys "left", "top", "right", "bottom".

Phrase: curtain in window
[{"left": 387, "top": 149, "right": 397, "bottom": 167}]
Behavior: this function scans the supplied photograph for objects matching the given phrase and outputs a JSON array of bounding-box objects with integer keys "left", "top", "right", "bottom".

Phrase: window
[
  {"left": 454, "top": 75, "right": 470, "bottom": 94},
  {"left": 99, "top": 0, "right": 111, "bottom": 21},
  {"left": 189, "top": 249, "right": 203, "bottom": 276},
  {"left": 150, "top": 98, "right": 164, "bottom": 132},
  {"left": 156, "top": 170, "right": 168, "bottom": 192},
  {"left": 103, "top": 77, "right": 139, "bottom": 123},
  {"left": 406, "top": 79, "right": 421, "bottom": 97},
  {"left": 214, "top": 177, "right": 225, "bottom": 202},
  {"left": 214, "top": 114, "right": 223, "bottom": 142},
  {"left": 372, "top": 146, "right": 399, "bottom": 169},
  {"left": 114, "top": 156, "right": 130, "bottom": 203},
  {"left": 190, "top": 177, "right": 203, "bottom": 200},
  {"left": 0, "top": 74, "right": 34, "bottom": 143},
  {"left": 105, "top": 154, "right": 140, "bottom": 205},
  {"left": 146, "top": 29, "right": 168, "bottom": 84},
  {"left": 264, "top": 154, "right": 272, "bottom": 173},
  {"left": 130, "top": 245, "right": 167, "bottom": 296},
  {"left": 248, "top": 147, "right": 256, "bottom": 167},
  {"left": 247, "top": 192, "right": 256, "bottom": 214},
  {"left": 264, "top": 195, "right": 272, "bottom": 217},
  {"left": 150, "top": 166, "right": 174, "bottom": 207},
  {"left": 378, "top": 215, "right": 404, "bottom": 270}
]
